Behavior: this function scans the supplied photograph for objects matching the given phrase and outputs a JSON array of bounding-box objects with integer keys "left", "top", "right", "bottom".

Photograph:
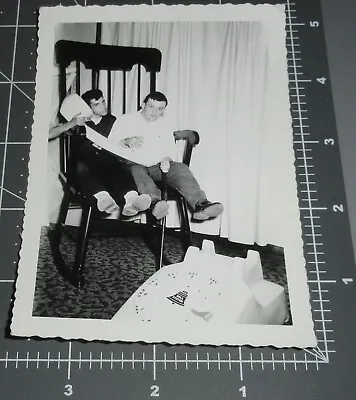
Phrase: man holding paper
[{"left": 53, "top": 89, "right": 152, "bottom": 217}]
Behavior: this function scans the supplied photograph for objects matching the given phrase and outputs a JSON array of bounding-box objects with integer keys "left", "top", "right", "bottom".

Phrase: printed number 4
[
  {"left": 317, "top": 77, "right": 327, "bottom": 84},
  {"left": 342, "top": 278, "right": 354, "bottom": 284},
  {"left": 64, "top": 384, "right": 73, "bottom": 396},
  {"left": 151, "top": 385, "right": 160, "bottom": 397}
]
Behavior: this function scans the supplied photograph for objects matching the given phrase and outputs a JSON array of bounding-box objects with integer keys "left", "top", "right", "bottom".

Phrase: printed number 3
[
  {"left": 324, "top": 138, "right": 334, "bottom": 145},
  {"left": 64, "top": 384, "right": 73, "bottom": 396},
  {"left": 151, "top": 385, "right": 160, "bottom": 397}
]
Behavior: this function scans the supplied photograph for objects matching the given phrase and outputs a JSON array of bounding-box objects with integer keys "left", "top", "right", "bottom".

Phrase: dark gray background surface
[{"left": 322, "top": 0, "right": 356, "bottom": 263}]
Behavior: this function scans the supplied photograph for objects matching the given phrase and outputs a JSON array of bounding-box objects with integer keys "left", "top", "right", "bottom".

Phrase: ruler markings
[
  {"left": 0, "top": 0, "right": 21, "bottom": 212},
  {"left": 132, "top": 352, "right": 135, "bottom": 370},
  {"left": 239, "top": 347, "right": 244, "bottom": 380},
  {"left": 0, "top": 352, "right": 332, "bottom": 367},
  {"left": 287, "top": 0, "right": 332, "bottom": 361},
  {"left": 0, "top": 0, "right": 342, "bottom": 384},
  {"left": 153, "top": 345, "right": 157, "bottom": 380},
  {"left": 67, "top": 342, "right": 72, "bottom": 380}
]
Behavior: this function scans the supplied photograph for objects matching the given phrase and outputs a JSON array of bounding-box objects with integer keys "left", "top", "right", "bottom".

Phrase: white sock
[
  {"left": 93, "top": 191, "right": 118, "bottom": 213},
  {"left": 124, "top": 190, "right": 138, "bottom": 205}
]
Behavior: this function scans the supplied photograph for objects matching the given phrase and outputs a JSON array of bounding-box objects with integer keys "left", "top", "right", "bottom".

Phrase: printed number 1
[
  {"left": 239, "top": 386, "right": 247, "bottom": 398},
  {"left": 64, "top": 384, "right": 73, "bottom": 396},
  {"left": 151, "top": 385, "right": 160, "bottom": 397}
]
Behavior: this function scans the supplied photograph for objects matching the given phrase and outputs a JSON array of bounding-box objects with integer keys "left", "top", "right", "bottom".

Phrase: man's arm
[
  {"left": 49, "top": 113, "right": 88, "bottom": 140},
  {"left": 108, "top": 117, "right": 144, "bottom": 149}
]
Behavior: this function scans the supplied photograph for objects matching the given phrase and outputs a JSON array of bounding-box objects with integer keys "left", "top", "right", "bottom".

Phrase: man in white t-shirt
[{"left": 108, "top": 91, "right": 223, "bottom": 221}]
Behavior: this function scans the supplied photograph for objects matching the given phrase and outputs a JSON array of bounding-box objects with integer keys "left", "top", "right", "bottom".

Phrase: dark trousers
[
  {"left": 130, "top": 162, "right": 206, "bottom": 209},
  {"left": 70, "top": 138, "right": 137, "bottom": 208}
]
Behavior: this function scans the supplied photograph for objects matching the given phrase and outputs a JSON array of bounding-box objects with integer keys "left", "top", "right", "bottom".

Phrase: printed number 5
[
  {"left": 310, "top": 21, "right": 319, "bottom": 27},
  {"left": 64, "top": 384, "right": 73, "bottom": 396},
  {"left": 151, "top": 385, "right": 160, "bottom": 397}
]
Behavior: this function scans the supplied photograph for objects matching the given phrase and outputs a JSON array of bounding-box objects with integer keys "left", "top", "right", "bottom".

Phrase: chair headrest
[{"left": 60, "top": 93, "right": 93, "bottom": 121}]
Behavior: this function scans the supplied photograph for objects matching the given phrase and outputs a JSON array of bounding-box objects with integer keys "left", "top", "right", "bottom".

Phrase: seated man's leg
[
  {"left": 71, "top": 144, "right": 151, "bottom": 216},
  {"left": 166, "top": 162, "right": 223, "bottom": 220},
  {"left": 74, "top": 160, "right": 120, "bottom": 214},
  {"left": 110, "top": 162, "right": 151, "bottom": 217},
  {"left": 70, "top": 139, "right": 115, "bottom": 208},
  {"left": 130, "top": 164, "right": 169, "bottom": 220}
]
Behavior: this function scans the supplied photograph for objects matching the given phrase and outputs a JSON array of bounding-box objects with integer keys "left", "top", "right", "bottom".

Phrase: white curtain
[{"left": 100, "top": 19, "right": 295, "bottom": 247}]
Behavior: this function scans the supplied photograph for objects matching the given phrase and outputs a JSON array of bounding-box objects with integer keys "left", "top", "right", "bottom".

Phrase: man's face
[
  {"left": 141, "top": 98, "right": 166, "bottom": 122},
  {"left": 89, "top": 97, "right": 108, "bottom": 117}
]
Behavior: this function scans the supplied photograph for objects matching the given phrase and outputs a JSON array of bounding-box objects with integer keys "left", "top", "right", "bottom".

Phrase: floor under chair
[{"left": 32, "top": 224, "right": 291, "bottom": 323}]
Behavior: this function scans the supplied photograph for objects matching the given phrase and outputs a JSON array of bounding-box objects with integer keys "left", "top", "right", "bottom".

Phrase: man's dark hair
[
  {"left": 143, "top": 91, "right": 168, "bottom": 107},
  {"left": 81, "top": 89, "right": 104, "bottom": 106}
]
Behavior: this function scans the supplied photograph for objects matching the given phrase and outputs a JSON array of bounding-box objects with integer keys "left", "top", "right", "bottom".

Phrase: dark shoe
[{"left": 193, "top": 200, "right": 224, "bottom": 221}]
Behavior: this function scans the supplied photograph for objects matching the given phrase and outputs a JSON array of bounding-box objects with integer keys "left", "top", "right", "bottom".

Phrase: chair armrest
[
  {"left": 173, "top": 130, "right": 200, "bottom": 145},
  {"left": 173, "top": 130, "right": 200, "bottom": 166}
]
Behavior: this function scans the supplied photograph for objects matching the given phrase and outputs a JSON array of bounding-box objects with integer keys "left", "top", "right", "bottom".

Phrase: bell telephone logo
[{"left": 167, "top": 290, "right": 188, "bottom": 306}]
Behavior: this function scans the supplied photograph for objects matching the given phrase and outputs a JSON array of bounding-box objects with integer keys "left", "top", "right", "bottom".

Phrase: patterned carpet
[{"left": 32, "top": 224, "right": 291, "bottom": 323}]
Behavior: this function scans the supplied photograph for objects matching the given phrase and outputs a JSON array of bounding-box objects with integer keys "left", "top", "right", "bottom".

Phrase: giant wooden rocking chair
[{"left": 49, "top": 40, "right": 199, "bottom": 288}]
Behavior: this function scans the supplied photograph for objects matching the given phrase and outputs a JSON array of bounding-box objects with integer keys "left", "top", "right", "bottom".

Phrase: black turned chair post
[
  {"left": 73, "top": 204, "right": 93, "bottom": 288},
  {"left": 177, "top": 197, "right": 193, "bottom": 248},
  {"left": 49, "top": 183, "right": 71, "bottom": 250},
  {"left": 52, "top": 40, "right": 164, "bottom": 287}
]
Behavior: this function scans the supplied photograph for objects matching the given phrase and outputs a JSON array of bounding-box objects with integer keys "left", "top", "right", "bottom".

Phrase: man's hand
[
  {"left": 160, "top": 157, "right": 172, "bottom": 173},
  {"left": 70, "top": 112, "right": 90, "bottom": 128},
  {"left": 120, "top": 136, "right": 144, "bottom": 149}
]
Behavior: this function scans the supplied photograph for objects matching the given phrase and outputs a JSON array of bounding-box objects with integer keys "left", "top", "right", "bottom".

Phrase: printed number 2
[
  {"left": 239, "top": 386, "right": 247, "bottom": 398},
  {"left": 64, "top": 384, "right": 73, "bottom": 396},
  {"left": 333, "top": 204, "right": 344, "bottom": 213},
  {"left": 151, "top": 385, "right": 160, "bottom": 397}
]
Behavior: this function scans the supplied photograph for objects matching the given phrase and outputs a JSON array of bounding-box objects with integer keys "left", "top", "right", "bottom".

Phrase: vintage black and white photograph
[{"left": 11, "top": 4, "right": 316, "bottom": 347}]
